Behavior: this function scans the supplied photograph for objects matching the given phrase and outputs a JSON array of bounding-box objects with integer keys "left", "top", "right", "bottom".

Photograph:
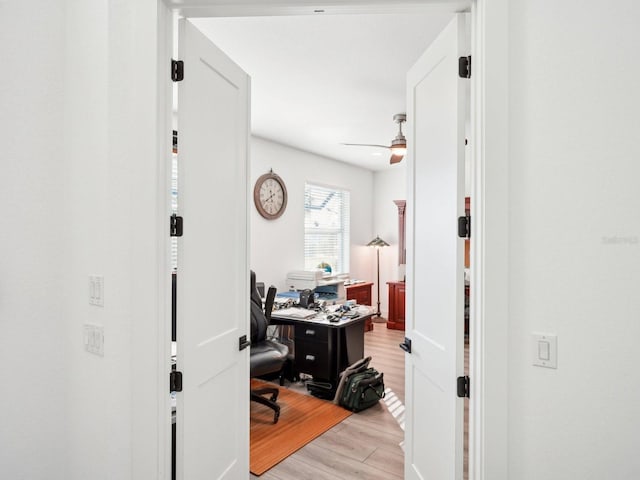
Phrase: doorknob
[{"left": 399, "top": 337, "right": 412, "bottom": 354}]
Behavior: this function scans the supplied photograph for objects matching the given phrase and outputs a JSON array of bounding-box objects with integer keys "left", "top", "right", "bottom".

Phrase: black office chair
[{"left": 250, "top": 271, "right": 288, "bottom": 423}]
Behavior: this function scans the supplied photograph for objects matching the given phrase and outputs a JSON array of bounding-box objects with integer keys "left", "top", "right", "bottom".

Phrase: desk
[{"left": 270, "top": 309, "right": 372, "bottom": 391}]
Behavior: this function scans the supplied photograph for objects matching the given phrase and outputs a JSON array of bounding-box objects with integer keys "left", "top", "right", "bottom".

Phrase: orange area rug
[{"left": 250, "top": 379, "right": 351, "bottom": 476}]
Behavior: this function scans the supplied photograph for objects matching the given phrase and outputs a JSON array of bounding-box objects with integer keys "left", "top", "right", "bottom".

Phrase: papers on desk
[{"left": 274, "top": 307, "right": 318, "bottom": 319}]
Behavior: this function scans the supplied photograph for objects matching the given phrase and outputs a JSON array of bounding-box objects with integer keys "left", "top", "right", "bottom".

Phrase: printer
[{"left": 284, "top": 270, "right": 347, "bottom": 304}]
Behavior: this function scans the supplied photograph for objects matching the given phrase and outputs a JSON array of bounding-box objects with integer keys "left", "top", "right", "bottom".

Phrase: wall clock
[{"left": 253, "top": 170, "right": 288, "bottom": 220}]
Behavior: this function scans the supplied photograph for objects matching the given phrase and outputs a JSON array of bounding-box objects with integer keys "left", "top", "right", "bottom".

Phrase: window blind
[{"left": 304, "top": 183, "right": 350, "bottom": 274}]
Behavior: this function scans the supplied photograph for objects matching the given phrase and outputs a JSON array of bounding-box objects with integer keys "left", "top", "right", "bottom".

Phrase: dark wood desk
[{"left": 270, "top": 310, "right": 372, "bottom": 391}]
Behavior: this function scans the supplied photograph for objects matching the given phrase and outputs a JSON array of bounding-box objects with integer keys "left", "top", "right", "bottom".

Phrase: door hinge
[
  {"left": 457, "top": 375, "right": 470, "bottom": 398},
  {"left": 458, "top": 215, "right": 471, "bottom": 238},
  {"left": 399, "top": 337, "right": 412, "bottom": 354},
  {"left": 171, "top": 59, "right": 184, "bottom": 82},
  {"left": 170, "top": 214, "right": 183, "bottom": 237},
  {"left": 458, "top": 55, "right": 471, "bottom": 78},
  {"left": 239, "top": 334, "right": 251, "bottom": 351},
  {"left": 170, "top": 370, "right": 183, "bottom": 392}
]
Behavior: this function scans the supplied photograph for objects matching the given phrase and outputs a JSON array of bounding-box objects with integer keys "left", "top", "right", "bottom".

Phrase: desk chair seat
[
  {"left": 250, "top": 340, "right": 289, "bottom": 377},
  {"left": 250, "top": 271, "right": 288, "bottom": 423}
]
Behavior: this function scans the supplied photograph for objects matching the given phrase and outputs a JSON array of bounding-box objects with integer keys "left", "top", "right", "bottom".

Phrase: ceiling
[{"left": 191, "top": 12, "right": 456, "bottom": 171}]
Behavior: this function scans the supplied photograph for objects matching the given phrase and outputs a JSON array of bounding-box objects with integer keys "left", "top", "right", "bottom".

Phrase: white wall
[
  {"left": 372, "top": 165, "right": 407, "bottom": 317},
  {"left": 1, "top": 1, "right": 163, "bottom": 478},
  {"left": 506, "top": 0, "right": 640, "bottom": 478},
  {"left": 0, "top": 1, "right": 67, "bottom": 477},
  {"left": 250, "top": 136, "right": 374, "bottom": 292},
  {"left": 63, "top": 1, "right": 164, "bottom": 478}
]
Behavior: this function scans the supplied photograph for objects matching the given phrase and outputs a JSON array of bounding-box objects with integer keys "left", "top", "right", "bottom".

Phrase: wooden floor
[
  {"left": 251, "top": 324, "right": 470, "bottom": 479},
  {"left": 251, "top": 323, "right": 407, "bottom": 479}
]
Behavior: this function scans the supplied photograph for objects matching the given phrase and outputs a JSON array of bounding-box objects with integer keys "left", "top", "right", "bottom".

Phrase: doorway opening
[{"left": 168, "top": 4, "right": 478, "bottom": 480}]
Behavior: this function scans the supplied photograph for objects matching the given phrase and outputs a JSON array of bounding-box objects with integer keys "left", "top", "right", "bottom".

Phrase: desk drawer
[
  {"left": 295, "top": 324, "right": 329, "bottom": 343},
  {"left": 295, "top": 340, "right": 332, "bottom": 380}
]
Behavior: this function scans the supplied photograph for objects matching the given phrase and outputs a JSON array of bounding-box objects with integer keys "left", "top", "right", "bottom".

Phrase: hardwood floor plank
[
  {"left": 363, "top": 445, "right": 405, "bottom": 477},
  {"left": 294, "top": 443, "right": 404, "bottom": 480},
  {"left": 310, "top": 428, "right": 377, "bottom": 463},
  {"left": 260, "top": 455, "right": 344, "bottom": 480}
]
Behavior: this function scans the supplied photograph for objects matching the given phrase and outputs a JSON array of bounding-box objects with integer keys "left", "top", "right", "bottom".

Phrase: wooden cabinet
[
  {"left": 345, "top": 282, "right": 374, "bottom": 332},
  {"left": 387, "top": 281, "right": 405, "bottom": 330}
]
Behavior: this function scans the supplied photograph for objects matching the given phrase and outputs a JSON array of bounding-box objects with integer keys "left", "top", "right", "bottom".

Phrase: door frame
[{"left": 155, "top": 1, "right": 509, "bottom": 479}]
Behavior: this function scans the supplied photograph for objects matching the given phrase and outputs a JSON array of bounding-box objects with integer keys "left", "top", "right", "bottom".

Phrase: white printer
[{"left": 285, "top": 270, "right": 347, "bottom": 304}]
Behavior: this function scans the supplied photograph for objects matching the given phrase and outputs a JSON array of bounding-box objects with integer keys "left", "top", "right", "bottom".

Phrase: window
[{"left": 304, "top": 183, "right": 350, "bottom": 274}]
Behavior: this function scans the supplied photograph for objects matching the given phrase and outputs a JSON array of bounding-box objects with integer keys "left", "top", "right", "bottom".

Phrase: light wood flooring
[
  {"left": 251, "top": 324, "right": 407, "bottom": 479},
  {"left": 251, "top": 325, "right": 471, "bottom": 479}
]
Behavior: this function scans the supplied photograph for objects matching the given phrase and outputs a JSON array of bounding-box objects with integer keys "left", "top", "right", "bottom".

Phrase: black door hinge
[
  {"left": 170, "top": 214, "right": 183, "bottom": 237},
  {"left": 171, "top": 59, "right": 184, "bottom": 82},
  {"left": 458, "top": 56, "right": 471, "bottom": 78},
  {"left": 239, "top": 335, "right": 251, "bottom": 351},
  {"left": 458, "top": 215, "right": 471, "bottom": 238},
  {"left": 170, "top": 370, "right": 183, "bottom": 392},
  {"left": 457, "top": 375, "right": 470, "bottom": 398}
]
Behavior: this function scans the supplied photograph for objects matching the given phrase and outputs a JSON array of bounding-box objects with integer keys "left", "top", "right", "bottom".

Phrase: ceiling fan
[{"left": 342, "top": 113, "right": 407, "bottom": 164}]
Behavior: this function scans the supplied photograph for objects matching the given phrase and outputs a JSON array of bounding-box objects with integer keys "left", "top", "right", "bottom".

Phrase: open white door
[
  {"left": 404, "top": 14, "right": 468, "bottom": 480},
  {"left": 176, "top": 19, "right": 250, "bottom": 480}
]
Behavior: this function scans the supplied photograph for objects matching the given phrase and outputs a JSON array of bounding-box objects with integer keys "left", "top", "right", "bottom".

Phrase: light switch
[
  {"left": 532, "top": 333, "right": 557, "bottom": 369},
  {"left": 89, "top": 275, "right": 104, "bottom": 307},
  {"left": 538, "top": 341, "right": 550, "bottom": 361},
  {"left": 84, "top": 324, "right": 105, "bottom": 357}
]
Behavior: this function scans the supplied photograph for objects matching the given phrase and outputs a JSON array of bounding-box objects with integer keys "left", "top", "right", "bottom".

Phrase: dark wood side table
[
  {"left": 387, "top": 281, "right": 406, "bottom": 330},
  {"left": 345, "top": 282, "right": 374, "bottom": 331}
]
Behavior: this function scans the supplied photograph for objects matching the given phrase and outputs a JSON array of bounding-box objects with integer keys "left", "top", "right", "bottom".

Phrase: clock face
[{"left": 254, "top": 172, "right": 287, "bottom": 220}]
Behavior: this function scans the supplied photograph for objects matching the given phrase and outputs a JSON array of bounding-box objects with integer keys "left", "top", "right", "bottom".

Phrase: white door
[
  {"left": 404, "top": 14, "right": 468, "bottom": 480},
  {"left": 176, "top": 19, "right": 250, "bottom": 480}
]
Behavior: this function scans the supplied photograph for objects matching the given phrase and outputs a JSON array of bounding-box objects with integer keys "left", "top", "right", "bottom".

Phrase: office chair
[{"left": 250, "top": 271, "right": 289, "bottom": 423}]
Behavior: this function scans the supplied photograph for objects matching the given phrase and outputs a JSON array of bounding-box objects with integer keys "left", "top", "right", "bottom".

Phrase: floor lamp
[{"left": 367, "top": 235, "right": 389, "bottom": 318}]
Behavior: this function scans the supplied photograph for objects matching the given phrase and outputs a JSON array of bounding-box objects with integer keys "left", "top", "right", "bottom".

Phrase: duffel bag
[{"left": 339, "top": 368, "right": 385, "bottom": 412}]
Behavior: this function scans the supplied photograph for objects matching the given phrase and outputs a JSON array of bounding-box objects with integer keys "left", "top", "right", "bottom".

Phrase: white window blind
[{"left": 304, "top": 183, "right": 350, "bottom": 274}]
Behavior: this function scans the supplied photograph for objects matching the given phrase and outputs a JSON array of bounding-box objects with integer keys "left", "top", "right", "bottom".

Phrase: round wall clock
[{"left": 253, "top": 170, "right": 288, "bottom": 220}]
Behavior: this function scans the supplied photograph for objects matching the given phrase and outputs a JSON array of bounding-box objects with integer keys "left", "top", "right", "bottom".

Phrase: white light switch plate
[
  {"left": 532, "top": 333, "right": 557, "bottom": 368},
  {"left": 84, "top": 324, "right": 104, "bottom": 356},
  {"left": 89, "top": 275, "right": 104, "bottom": 307}
]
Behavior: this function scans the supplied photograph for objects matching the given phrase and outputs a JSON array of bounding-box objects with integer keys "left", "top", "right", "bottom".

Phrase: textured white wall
[
  {"left": 250, "top": 136, "right": 374, "bottom": 292},
  {"left": 0, "top": 1, "right": 67, "bottom": 477},
  {"left": 507, "top": 0, "right": 640, "bottom": 478}
]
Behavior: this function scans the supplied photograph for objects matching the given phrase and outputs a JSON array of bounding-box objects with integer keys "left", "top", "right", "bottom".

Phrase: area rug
[{"left": 250, "top": 379, "right": 352, "bottom": 476}]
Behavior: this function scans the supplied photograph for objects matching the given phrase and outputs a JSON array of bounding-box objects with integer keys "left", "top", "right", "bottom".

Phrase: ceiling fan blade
[
  {"left": 341, "top": 143, "right": 390, "bottom": 149},
  {"left": 390, "top": 153, "right": 404, "bottom": 164}
]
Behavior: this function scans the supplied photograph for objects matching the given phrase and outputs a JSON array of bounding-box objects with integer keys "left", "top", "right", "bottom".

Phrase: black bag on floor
[
  {"left": 339, "top": 367, "right": 385, "bottom": 412},
  {"left": 306, "top": 380, "right": 336, "bottom": 400}
]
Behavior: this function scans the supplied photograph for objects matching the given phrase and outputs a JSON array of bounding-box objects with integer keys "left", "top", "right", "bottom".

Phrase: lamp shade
[{"left": 367, "top": 236, "right": 389, "bottom": 248}]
